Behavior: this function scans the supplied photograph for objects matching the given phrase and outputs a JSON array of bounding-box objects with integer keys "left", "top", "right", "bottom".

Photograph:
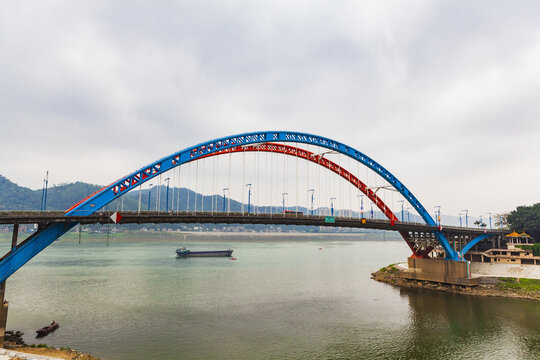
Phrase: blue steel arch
[
  {"left": 0, "top": 131, "right": 460, "bottom": 283},
  {"left": 65, "top": 131, "right": 458, "bottom": 260}
]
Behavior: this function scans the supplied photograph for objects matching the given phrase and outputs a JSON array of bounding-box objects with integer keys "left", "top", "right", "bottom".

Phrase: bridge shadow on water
[
  {"left": 395, "top": 288, "right": 540, "bottom": 360},
  {"left": 307, "top": 286, "right": 540, "bottom": 360}
]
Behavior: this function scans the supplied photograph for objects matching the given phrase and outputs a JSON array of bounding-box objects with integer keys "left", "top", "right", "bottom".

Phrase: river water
[{"left": 3, "top": 235, "right": 540, "bottom": 360}]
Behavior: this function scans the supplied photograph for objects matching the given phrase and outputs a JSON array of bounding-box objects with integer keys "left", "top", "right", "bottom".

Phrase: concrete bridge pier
[{"left": 0, "top": 223, "right": 18, "bottom": 347}]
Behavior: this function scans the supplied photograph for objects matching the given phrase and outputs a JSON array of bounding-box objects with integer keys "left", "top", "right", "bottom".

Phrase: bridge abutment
[{"left": 401, "top": 257, "right": 480, "bottom": 286}]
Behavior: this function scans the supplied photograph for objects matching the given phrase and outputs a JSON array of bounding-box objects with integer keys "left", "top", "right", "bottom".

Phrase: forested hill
[
  {"left": 0, "top": 174, "right": 247, "bottom": 212},
  {"left": 0, "top": 175, "right": 102, "bottom": 211}
]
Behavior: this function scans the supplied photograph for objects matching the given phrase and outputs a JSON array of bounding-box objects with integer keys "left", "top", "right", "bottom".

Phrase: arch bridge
[{"left": 0, "top": 131, "right": 502, "bottom": 283}]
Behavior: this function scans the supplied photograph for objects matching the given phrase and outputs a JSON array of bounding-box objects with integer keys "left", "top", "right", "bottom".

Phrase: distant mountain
[
  {"left": 0, "top": 174, "right": 247, "bottom": 213},
  {"left": 1, "top": 174, "right": 471, "bottom": 227},
  {"left": 0, "top": 175, "right": 103, "bottom": 211}
]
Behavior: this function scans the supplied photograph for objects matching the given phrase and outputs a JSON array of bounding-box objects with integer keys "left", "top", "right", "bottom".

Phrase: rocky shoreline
[
  {"left": 3, "top": 331, "right": 98, "bottom": 360},
  {"left": 371, "top": 264, "right": 540, "bottom": 301}
]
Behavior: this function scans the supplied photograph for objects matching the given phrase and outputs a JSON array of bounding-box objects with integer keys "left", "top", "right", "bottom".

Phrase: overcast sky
[{"left": 1, "top": 1, "right": 539, "bottom": 217}]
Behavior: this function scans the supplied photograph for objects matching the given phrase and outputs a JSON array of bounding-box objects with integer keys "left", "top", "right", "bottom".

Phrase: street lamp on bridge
[
  {"left": 434, "top": 205, "right": 441, "bottom": 227},
  {"left": 222, "top": 188, "right": 229, "bottom": 213},
  {"left": 357, "top": 194, "right": 364, "bottom": 219},
  {"left": 282, "top": 193, "right": 288, "bottom": 213},
  {"left": 330, "top": 197, "right": 336, "bottom": 217},
  {"left": 164, "top": 178, "right": 170, "bottom": 212},
  {"left": 487, "top": 212, "right": 492, "bottom": 229},
  {"left": 406, "top": 206, "right": 411, "bottom": 222},
  {"left": 398, "top": 200, "right": 404, "bottom": 222},
  {"left": 308, "top": 189, "right": 315, "bottom": 216},
  {"left": 462, "top": 209, "right": 468, "bottom": 228},
  {"left": 246, "top": 184, "right": 252, "bottom": 214},
  {"left": 459, "top": 213, "right": 464, "bottom": 227},
  {"left": 147, "top": 184, "right": 153, "bottom": 212}
]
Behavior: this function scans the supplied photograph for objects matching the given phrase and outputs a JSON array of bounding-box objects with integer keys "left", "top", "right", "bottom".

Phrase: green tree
[
  {"left": 473, "top": 220, "right": 487, "bottom": 228},
  {"left": 506, "top": 203, "right": 540, "bottom": 241}
]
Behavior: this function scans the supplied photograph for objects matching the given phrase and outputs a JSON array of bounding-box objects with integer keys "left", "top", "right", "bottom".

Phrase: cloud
[{"left": 1, "top": 0, "right": 539, "bottom": 216}]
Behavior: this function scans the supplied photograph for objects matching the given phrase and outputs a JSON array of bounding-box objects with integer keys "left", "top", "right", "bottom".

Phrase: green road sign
[{"left": 324, "top": 216, "right": 335, "bottom": 223}]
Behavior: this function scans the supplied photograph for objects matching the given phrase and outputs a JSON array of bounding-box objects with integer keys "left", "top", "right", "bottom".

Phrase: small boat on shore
[
  {"left": 176, "top": 247, "right": 233, "bottom": 258},
  {"left": 36, "top": 321, "right": 59, "bottom": 337}
]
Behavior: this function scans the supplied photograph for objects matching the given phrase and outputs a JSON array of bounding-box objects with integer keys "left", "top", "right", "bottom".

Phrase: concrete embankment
[
  {"left": 373, "top": 263, "right": 540, "bottom": 301},
  {"left": 0, "top": 348, "right": 63, "bottom": 359}
]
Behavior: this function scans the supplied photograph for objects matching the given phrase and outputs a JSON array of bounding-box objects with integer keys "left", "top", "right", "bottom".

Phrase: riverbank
[
  {"left": 3, "top": 331, "right": 98, "bottom": 360},
  {"left": 372, "top": 264, "right": 540, "bottom": 301}
]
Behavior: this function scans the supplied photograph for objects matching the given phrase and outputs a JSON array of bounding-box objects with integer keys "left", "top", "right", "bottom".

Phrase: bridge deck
[{"left": 0, "top": 211, "right": 505, "bottom": 236}]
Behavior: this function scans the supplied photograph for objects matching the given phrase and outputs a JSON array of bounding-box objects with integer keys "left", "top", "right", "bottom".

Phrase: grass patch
[
  {"left": 378, "top": 264, "right": 399, "bottom": 273},
  {"left": 496, "top": 277, "right": 540, "bottom": 292}
]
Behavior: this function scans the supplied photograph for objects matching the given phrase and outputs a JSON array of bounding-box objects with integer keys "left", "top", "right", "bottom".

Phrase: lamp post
[
  {"left": 308, "top": 189, "right": 315, "bottom": 216},
  {"left": 434, "top": 205, "right": 441, "bottom": 227},
  {"left": 147, "top": 184, "right": 153, "bottom": 211},
  {"left": 40, "top": 170, "right": 49, "bottom": 213},
  {"left": 222, "top": 188, "right": 228, "bottom": 213},
  {"left": 164, "top": 178, "right": 170, "bottom": 212},
  {"left": 406, "top": 206, "right": 411, "bottom": 222},
  {"left": 370, "top": 203, "right": 374, "bottom": 219},
  {"left": 459, "top": 213, "right": 463, "bottom": 227},
  {"left": 398, "top": 200, "right": 404, "bottom": 222},
  {"left": 487, "top": 212, "right": 492, "bottom": 229},
  {"left": 282, "top": 193, "right": 288, "bottom": 213},
  {"left": 357, "top": 194, "right": 364, "bottom": 219},
  {"left": 330, "top": 197, "right": 336, "bottom": 217},
  {"left": 246, "top": 184, "right": 252, "bottom": 214},
  {"left": 462, "top": 209, "right": 468, "bottom": 228}
]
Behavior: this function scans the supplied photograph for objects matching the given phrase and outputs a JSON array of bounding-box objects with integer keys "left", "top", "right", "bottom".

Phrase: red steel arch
[{"left": 197, "top": 142, "right": 429, "bottom": 258}]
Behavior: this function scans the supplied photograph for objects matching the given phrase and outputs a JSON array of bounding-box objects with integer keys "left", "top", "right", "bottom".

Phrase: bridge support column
[
  {"left": 0, "top": 224, "right": 19, "bottom": 347},
  {"left": 0, "top": 282, "right": 7, "bottom": 348}
]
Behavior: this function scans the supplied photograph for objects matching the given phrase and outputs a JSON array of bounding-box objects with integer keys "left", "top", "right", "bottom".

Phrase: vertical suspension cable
[
  {"left": 156, "top": 174, "right": 162, "bottom": 212},
  {"left": 270, "top": 151, "right": 274, "bottom": 216},
  {"left": 177, "top": 165, "right": 181, "bottom": 213},
  {"left": 202, "top": 157, "right": 205, "bottom": 213},
  {"left": 186, "top": 162, "right": 190, "bottom": 212},
  {"left": 265, "top": 151, "right": 268, "bottom": 214},
  {"left": 171, "top": 165, "right": 176, "bottom": 212},
  {"left": 138, "top": 183, "right": 142, "bottom": 214},
  {"left": 306, "top": 144, "right": 310, "bottom": 215},
  {"left": 195, "top": 160, "right": 199, "bottom": 214},
  {"left": 227, "top": 151, "right": 231, "bottom": 214},
  {"left": 212, "top": 156, "right": 215, "bottom": 215},
  {"left": 242, "top": 148, "right": 245, "bottom": 214},
  {"left": 317, "top": 150, "right": 321, "bottom": 216},
  {"left": 295, "top": 142, "right": 299, "bottom": 215},
  {"left": 256, "top": 148, "right": 259, "bottom": 214},
  {"left": 348, "top": 156, "right": 351, "bottom": 219}
]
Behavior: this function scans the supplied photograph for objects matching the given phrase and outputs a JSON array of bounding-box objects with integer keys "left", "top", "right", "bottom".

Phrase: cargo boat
[
  {"left": 36, "top": 321, "right": 59, "bottom": 337},
  {"left": 176, "top": 247, "right": 233, "bottom": 257}
]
